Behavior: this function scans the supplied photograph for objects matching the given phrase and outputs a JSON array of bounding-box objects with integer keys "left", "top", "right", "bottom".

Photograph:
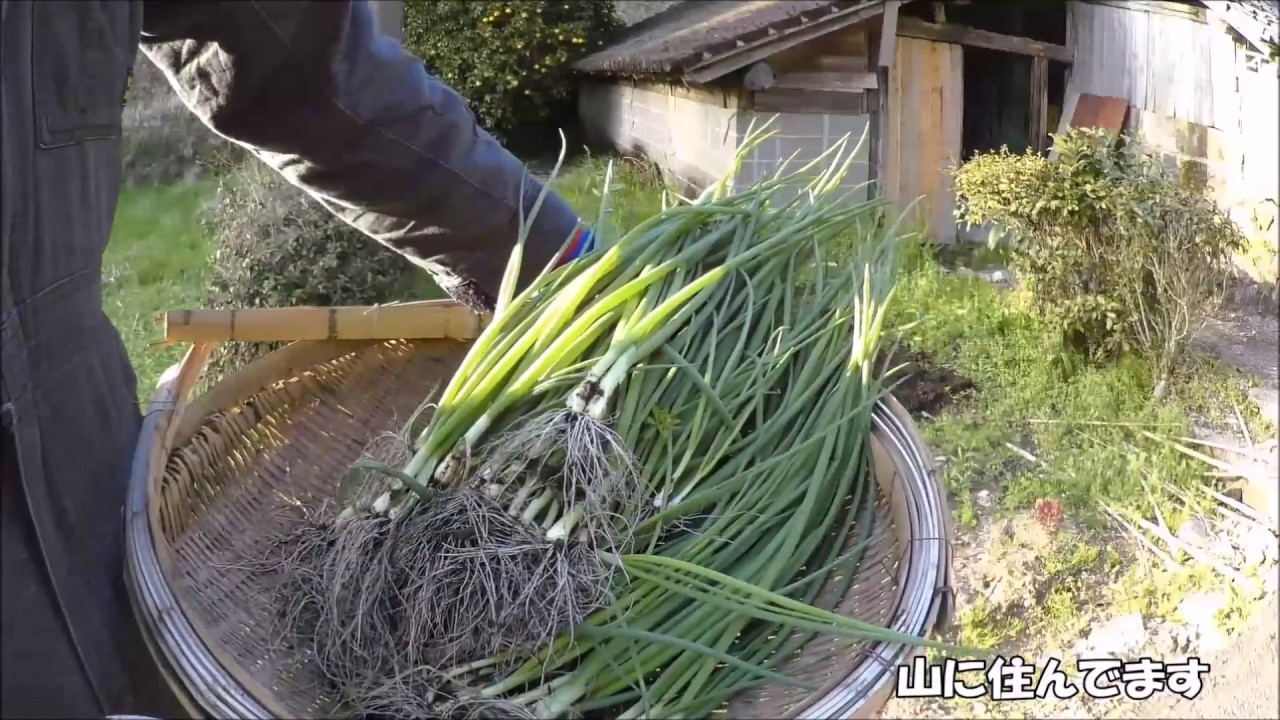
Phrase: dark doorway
[
  {"left": 962, "top": 47, "right": 1033, "bottom": 159},
  {"left": 960, "top": 49, "right": 1069, "bottom": 161},
  {"left": 902, "top": 1, "right": 1070, "bottom": 161}
]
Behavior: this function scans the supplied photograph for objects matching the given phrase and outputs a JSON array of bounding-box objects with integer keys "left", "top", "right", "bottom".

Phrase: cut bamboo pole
[{"left": 157, "top": 301, "right": 490, "bottom": 345}]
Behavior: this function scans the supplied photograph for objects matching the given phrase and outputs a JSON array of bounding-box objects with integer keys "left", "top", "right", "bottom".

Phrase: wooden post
[
  {"left": 868, "top": 33, "right": 882, "bottom": 195},
  {"left": 369, "top": 0, "right": 404, "bottom": 42},
  {"left": 1030, "top": 56, "right": 1049, "bottom": 153},
  {"left": 896, "top": 17, "right": 1072, "bottom": 62},
  {"left": 878, "top": 0, "right": 901, "bottom": 68},
  {"left": 876, "top": 1, "right": 900, "bottom": 204}
]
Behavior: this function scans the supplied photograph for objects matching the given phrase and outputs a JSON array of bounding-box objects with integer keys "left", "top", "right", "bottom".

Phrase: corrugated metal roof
[
  {"left": 1204, "top": 0, "right": 1279, "bottom": 57},
  {"left": 577, "top": 0, "right": 871, "bottom": 76},
  {"left": 1237, "top": 0, "right": 1280, "bottom": 33}
]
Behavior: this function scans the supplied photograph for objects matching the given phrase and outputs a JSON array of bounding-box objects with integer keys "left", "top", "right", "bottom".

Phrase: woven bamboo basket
[{"left": 124, "top": 300, "right": 956, "bottom": 720}]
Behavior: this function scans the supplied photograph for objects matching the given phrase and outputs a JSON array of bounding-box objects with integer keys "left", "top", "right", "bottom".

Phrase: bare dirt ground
[
  {"left": 1123, "top": 593, "right": 1278, "bottom": 719},
  {"left": 1161, "top": 302, "right": 1280, "bottom": 719}
]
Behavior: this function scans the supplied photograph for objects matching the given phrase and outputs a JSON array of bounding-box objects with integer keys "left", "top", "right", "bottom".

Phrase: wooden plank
[
  {"left": 880, "top": 68, "right": 894, "bottom": 199},
  {"left": 1177, "top": 15, "right": 1196, "bottom": 120},
  {"left": 772, "top": 70, "right": 879, "bottom": 92},
  {"left": 1090, "top": 0, "right": 1206, "bottom": 22},
  {"left": 1075, "top": 0, "right": 1140, "bottom": 105},
  {"left": 890, "top": 35, "right": 962, "bottom": 243},
  {"left": 815, "top": 54, "right": 870, "bottom": 73},
  {"left": 1148, "top": 12, "right": 1171, "bottom": 117},
  {"left": 1073, "top": 1, "right": 1098, "bottom": 95},
  {"left": 684, "top": 1, "right": 886, "bottom": 84},
  {"left": 1131, "top": 4, "right": 1149, "bottom": 112},
  {"left": 1085, "top": 5, "right": 1214, "bottom": 128},
  {"left": 897, "top": 17, "right": 1074, "bottom": 63},
  {"left": 1049, "top": 91, "right": 1081, "bottom": 159},
  {"left": 884, "top": 38, "right": 904, "bottom": 205},
  {"left": 751, "top": 87, "right": 869, "bottom": 114},
  {"left": 898, "top": 38, "right": 924, "bottom": 215},
  {"left": 938, "top": 43, "right": 963, "bottom": 244},
  {"left": 836, "top": 23, "right": 871, "bottom": 58},
  {"left": 1209, "top": 23, "right": 1240, "bottom": 133},
  {"left": 1030, "top": 56, "right": 1050, "bottom": 152},
  {"left": 633, "top": 80, "right": 739, "bottom": 108},
  {"left": 1065, "top": 0, "right": 1076, "bottom": 58},
  {"left": 867, "top": 85, "right": 881, "bottom": 190},
  {"left": 1194, "top": 18, "right": 1216, "bottom": 124},
  {"left": 867, "top": 30, "right": 882, "bottom": 194},
  {"left": 764, "top": 27, "right": 871, "bottom": 74},
  {"left": 879, "top": 0, "right": 901, "bottom": 67},
  {"left": 916, "top": 39, "right": 940, "bottom": 236}
]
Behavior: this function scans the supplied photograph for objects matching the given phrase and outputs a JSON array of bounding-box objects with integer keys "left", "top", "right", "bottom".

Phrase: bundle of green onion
[{"left": 268, "top": 123, "right": 942, "bottom": 719}]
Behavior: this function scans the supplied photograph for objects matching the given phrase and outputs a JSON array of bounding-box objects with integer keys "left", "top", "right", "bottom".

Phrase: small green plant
[
  {"left": 952, "top": 128, "right": 1245, "bottom": 397},
  {"left": 402, "top": 0, "right": 621, "bottom": 146}
]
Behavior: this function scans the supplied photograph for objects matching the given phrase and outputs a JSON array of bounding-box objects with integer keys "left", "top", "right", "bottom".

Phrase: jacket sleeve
[{"left": 138, "top": 0, "right": 582, "bottom": 310}]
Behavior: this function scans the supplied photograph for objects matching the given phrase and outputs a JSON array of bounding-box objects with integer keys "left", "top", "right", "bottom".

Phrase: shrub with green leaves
[
  {"left": 201, "top": 163, "right": 419, "bottom": 379},
  {"left": 122, "top": 57, "right": 243, "bottom": 186},
  {"left": 402, "top": 0, "right": 620, "bottom": 146},
  {"left": 952, "top": 128, "right": 1246, "bottom": 397}
]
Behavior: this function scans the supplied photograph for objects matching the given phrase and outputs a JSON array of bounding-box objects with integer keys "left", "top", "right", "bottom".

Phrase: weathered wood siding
[
  {"left": 885, "top": 36, "right": 963, "bottom": 243},
  {"left": 1068, "top": 1, "right": 1279, "bottom": 283},
  {"left": 747, "top": 23, "right": 878, "bottom": 120},
  {"left": 765, "top": 22, "right": 871, "bottom": 73},
  {"left": 1068, "top": 1, "right": 1220, "bottom": 127}
]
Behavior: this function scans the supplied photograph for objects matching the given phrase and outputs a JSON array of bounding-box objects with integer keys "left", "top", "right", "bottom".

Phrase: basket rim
[
  {"left": 125, "top": 339, "right": 954, "bottom": 720},
  {"left": 125, "top": 345, "right": 275, "bottom": 720}
]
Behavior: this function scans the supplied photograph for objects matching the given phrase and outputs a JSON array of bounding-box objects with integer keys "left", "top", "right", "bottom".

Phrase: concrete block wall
[
  {"left": 733, "top": 111, "right": 872, "bottom": 203},
  {"left": 578, "top": 81, "right": 741, "bottom": 189},
  {"left": 578, "top": 82, "right": 873, "bottom": 209},
  {"left": 1130, "top": 88, "right": 1280, "bottom": 286}
]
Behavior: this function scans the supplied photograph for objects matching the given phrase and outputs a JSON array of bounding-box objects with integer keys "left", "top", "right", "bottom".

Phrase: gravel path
[
  {"left": 1141, "top": 308, "right": 1280, "bottom": 719},
  {"left": 1122, "top": 594, "right": 1278, "bottom": 719}
]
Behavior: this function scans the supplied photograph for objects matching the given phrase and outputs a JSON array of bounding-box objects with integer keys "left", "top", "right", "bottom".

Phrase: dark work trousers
[
  {"left": 2, "top": 426, "right": 102, "bottom": 717},
  {"left": 1, "top": 1, "right": 190, "bottom": 712},
  {"left": 2, "top": 421, "right": 188, "bottom": 720}
]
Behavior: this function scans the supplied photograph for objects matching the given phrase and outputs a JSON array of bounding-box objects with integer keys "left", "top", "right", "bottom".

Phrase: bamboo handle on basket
[
  {"left": 156, "top": 301, "right": 490, "bottom": 345},
  {"left": 146, "top": 342, "right": 214, "bottom": 483}
]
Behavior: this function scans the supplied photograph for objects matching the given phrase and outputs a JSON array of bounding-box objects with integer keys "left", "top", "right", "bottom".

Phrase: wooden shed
[{"left": 575, "top": 0, "right": 1279, "bottom": 255}]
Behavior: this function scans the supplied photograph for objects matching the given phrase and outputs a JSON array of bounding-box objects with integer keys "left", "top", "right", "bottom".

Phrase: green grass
[
  {"left": 888, "top": 249, "right": 1265, "bottom": 527},
  {"left": 553, "top": 155, "right": 669, "bottom": 243},
  {"left": 103, "top": 180, "right": 218, "bottom": 400},
  {"left": 880, "top": 248, "right": 1269, "bottom": 664}
]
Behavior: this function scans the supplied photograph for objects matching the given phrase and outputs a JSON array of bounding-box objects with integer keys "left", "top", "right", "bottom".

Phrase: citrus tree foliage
[{"left": 403, "top": 1, "right": 621, "bottom": 144}]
